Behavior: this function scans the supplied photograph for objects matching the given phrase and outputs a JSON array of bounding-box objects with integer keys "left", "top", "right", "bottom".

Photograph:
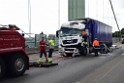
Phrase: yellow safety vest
[{"left": 49, "top": 39, "right": 55, "bottom": 46}]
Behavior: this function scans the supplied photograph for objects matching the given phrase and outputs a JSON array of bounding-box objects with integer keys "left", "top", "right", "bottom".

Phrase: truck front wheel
[
  {"left": 9, "top": 53, "right": 27, "bottom": 76},
  {"left": 0, "top": 58, "right": 6, "bottom": 78}
]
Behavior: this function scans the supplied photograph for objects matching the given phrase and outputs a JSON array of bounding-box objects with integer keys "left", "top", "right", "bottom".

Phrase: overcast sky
[
  {"left": 0, "top": 0, "right": 123, "bottom": 34},
  {"left": 86, "top": 0, "right": 124, "bottom": 32}
]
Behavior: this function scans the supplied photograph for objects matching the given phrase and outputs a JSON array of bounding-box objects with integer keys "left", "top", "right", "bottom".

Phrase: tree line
[{"left": 112, "top": 28, "right": 124, "bottom": 37}]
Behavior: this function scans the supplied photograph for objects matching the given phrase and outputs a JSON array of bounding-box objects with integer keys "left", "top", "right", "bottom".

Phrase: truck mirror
[{"left": 22, "top": 33, "right": 25, "bottom": 37}]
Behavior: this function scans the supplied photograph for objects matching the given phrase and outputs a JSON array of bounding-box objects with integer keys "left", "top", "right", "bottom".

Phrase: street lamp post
[
  {"left": 28, "top": 0, "right": 31, "bottom": 34},
  {"left": 58, "top": 0, "right": 60, "bottom": 29}
]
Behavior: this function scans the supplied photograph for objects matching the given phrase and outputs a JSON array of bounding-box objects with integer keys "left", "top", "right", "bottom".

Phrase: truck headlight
[{"left": 59, "top": 47, "right": 64, "bottom": 52}]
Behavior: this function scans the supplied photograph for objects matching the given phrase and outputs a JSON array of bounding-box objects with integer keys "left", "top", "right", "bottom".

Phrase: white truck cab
[{"left": 56, "top": 20, "right": 88, "bottom": 57}]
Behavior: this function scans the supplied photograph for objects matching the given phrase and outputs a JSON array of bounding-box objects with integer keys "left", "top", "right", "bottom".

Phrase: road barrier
[{"left": 26, "top": 46, "right": 58, "bottom": 55}]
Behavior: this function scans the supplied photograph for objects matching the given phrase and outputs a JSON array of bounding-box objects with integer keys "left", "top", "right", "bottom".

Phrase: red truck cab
[{"left": 0, "top": 25, "right": 29, "bottom": 78}]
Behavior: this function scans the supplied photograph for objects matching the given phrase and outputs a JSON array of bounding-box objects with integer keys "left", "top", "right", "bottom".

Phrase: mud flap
[{"left": 100, "top": 44, "right": 110, "bottom": 54}]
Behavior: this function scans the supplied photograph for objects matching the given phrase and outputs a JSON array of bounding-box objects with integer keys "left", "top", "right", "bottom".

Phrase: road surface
[{"left": 1, "top": 45, "right": 124, "bottom": 83}]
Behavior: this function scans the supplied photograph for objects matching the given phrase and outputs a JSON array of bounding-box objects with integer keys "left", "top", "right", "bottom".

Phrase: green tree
[
  {"left": 121, "top": 28, "right": 124, "bottom": 34},
  {"left": 112, "top": 31, "right": 121, "bottom": 37}
]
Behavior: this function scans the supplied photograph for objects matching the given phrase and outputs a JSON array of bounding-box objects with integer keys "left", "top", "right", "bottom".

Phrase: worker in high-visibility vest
[
  {"left": 81, "top": 29, "right": 87, "bottom": 42},
  {"left": 93, "top": 38, "right": 100, "bottom": 46},
  {"left": 82, "top": 30, "right": 87, "bottom": 35},
  {"left": 82, "top": 38, "right": 88, "bottom": 47},
  {"left": 93, "top": 38, "right": 100, "bottom": 56},
  {"left": 37, "top": 37, "right": 48, "bottom": 63},
  {"left": 48, "top": 38, "right": 55, "bottom": 63}
]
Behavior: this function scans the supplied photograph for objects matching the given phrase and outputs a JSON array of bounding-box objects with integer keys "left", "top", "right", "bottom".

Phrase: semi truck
[
  {"left": 56, "top": 18, "right": 112, "bottom": 57},
  {"left": 0, "top": 25, "right": 29, "bottom": 78}
]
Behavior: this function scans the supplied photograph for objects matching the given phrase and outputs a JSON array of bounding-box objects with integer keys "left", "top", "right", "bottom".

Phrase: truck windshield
[{"left": 61, "top": 27, "right": 81, "bottom": 36}]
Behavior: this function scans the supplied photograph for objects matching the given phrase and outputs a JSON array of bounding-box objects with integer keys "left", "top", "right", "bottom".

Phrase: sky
[
  {"left": 0, "top": 0, "right": 124, "bottom": 34},
  {"left": 85, "top": 0, "right": 124, "bottom": 32}
]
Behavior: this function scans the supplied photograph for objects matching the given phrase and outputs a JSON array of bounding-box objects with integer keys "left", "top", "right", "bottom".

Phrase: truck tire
[
  {"left": 0, "top": 58, "right": 6, "bottom": 78},
  {"left": 9, "top": 53, "right": 27, "bottom": 76}
]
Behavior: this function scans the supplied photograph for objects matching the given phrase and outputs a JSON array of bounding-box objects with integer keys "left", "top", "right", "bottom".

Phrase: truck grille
[
  {"left": 65, "top": 49, "right": 74, "bottom": 51},
  {"left": 63, "top": 39, "right": 78, "bottom": 44}
]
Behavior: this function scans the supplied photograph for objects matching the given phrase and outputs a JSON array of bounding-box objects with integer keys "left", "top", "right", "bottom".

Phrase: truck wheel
[
  {"left": 9, "top": 53, "right": 27, "bottom": 76},
  {"left": 0, "top": 58, "right": 6, "bottom": 78}
]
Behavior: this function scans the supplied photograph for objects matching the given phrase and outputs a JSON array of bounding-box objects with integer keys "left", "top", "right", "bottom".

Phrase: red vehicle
[{"left": 0, "top": 25, "right": 29, "bottom": 78}]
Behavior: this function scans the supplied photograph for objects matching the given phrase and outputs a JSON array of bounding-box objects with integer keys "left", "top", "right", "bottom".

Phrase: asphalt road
[{"left": 1, "top": 45, "right": 124, "bottom": 83}]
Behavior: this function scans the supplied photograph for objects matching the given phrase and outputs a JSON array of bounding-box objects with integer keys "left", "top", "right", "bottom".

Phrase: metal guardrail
[
  {"left": 26, "top": 46, "right": 58, "bottom": 55},
  {"left": 112, "top": 37, "right": 120, "bottom": 43}
]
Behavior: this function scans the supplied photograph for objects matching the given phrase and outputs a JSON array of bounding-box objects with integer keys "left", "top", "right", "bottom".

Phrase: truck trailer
[
  {"left": 56, "top": 18, "right": 112, "bottom": 57},
  {"left": 0, "top": 25, "right": 29, "bottom": 78}
]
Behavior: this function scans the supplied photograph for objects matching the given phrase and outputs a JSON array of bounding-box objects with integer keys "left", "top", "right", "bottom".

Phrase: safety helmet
[{"left": 95, "top": 38, "right": 98, "bottom": 40}]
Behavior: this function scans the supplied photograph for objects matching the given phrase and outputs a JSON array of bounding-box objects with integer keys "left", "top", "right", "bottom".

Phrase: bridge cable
[{"left": 109, "top": 0, "right": 121, "bottom": 37}]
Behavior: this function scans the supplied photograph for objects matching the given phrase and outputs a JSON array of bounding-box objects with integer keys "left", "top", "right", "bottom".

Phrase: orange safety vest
[
  {"left": 82, "top": 31, "right": 87, "bottom": 35},
  {"left": 93, "top": 40, "right": 100, "bottom": 46}
]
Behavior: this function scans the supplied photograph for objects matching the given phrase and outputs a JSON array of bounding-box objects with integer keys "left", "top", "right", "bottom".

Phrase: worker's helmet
[
  {"left": 41, "top": 36, "right": 45, "bottom": 40},
  {"left": 95, "top": 38, "right": 98, "bottom": 40},
  {"left": 82, "top": 28, "right": 85, "bottom": 31}
]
